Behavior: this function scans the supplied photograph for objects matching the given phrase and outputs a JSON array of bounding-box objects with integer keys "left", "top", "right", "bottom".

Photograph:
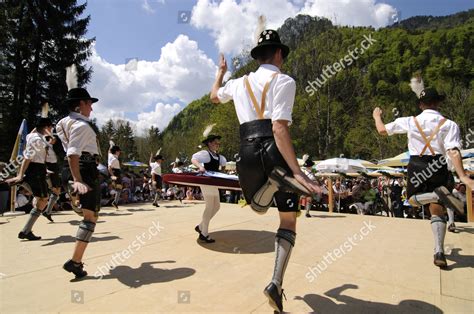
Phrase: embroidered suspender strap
[
  {"left": 244, "top": 76, "right": 262, "bottom": 118},
  {"left": 420, "top": 118, "right": 446, "bottom": 156},
  {"left": 413, "top": 117, "right": 435, "bottom": 156},
  {"left": 244, "top": 73, "right": 278, "bottom": 119},
  {"left": 413, "top": 117, "right": 446, "bottom": 156},
  {"left": 260, "top": 73, "right": 278, "bottom": 118}
]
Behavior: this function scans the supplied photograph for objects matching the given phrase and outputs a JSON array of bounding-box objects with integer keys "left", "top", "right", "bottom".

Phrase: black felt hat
[
  {"left": 303, "top": 159, "right": 315, "bottom": 168},
  {"left": 419, "top": 88, "right": 446, "bottom": 104},
  {"left": 251, "top": 29, "right": 290, "bottom": 60},
  {"left": 202, "top": 134, "right": 221, "bottom": 145},
  {"left": 64, "top": 88, "right": 98, "bottom": 104}
]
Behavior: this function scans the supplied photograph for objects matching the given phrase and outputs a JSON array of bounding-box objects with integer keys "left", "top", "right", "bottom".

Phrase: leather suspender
[
  {"left": 244, "top": 73, "right": 278, "bottom": 119},
  {"left": 413, "top": 117, "right": 446, "bottom": 156}
]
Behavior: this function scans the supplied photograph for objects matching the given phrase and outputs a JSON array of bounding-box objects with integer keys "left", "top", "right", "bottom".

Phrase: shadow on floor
[
  {"left": 52, "top": 219, "right": 106, "bottom": 226},
  {"left": 126, "top": 208, "right": 156, "bottom": 212},
  {"left": 445, "top": 248, "right": 474, "bottom": 270},
  {"left": 197, "top": 229, "right": 275, "bottom": 254},
  {"left": 40, "top": 234, "right": 121, "bottom": 246},
  {"left": 294, "top": 284, "right": 442, "bottom": 313},
  {"left": 309, "top": 214, "right": 346, "bottom": 219},
  {"left": 455, "top": 226, "right": 474, "bottom": 234},
  {"left": 91, "top": 261, "right": 195, "bottom": 288},
  {"left": 99, "top": 212, "right": 133, "bottom": 217}
]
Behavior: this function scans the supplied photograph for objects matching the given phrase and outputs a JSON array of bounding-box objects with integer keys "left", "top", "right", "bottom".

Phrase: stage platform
[{"left": 0, "top": 200, "right": 473, "bottom": 313}]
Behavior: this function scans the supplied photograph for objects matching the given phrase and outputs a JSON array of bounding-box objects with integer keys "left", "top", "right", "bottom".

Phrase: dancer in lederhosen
[
  {"left": 149, "top": 152, "right": 164, "bottom": 207},
  {"left": 210, "top": 26, "right": 320, "bottom": 312},
  {"left": 191, "top": 132, "right": 227, "bottom": 243},
  {"left": 300, "top": 155, "right": 316, "bottom": 218},
  {"left": 7, "top": 105, "right": 54, "bottom": 240},
  {"left": 108, "top": 144, "right": 122, "bottom": 209},
  {"left": 56, "top": 65, "right": 101, "bottom": 278},
  {"left": 43, "top": 122, "right": 63, "bottom": 222},
  {"left": 373, "top": 76, "right": 473, "bottom": 268}
]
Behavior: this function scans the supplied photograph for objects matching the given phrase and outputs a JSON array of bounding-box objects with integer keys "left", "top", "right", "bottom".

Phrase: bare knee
[
  {"left": 36, "top": 197, "right": 49, "bottom": 210},
  {"left": 82, "top": 209, "right": 98, "bottom": 223},
  {"left": 429, "top": 203, "right": 444, "bottom": 216},
  {"left": 279, "top": 212, "right": 297, "bottom": 231}
]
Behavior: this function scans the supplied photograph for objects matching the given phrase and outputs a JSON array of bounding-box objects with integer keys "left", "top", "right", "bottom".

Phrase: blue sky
[{"left": 82, "top": 0, "right": 474, "bottom": 134}]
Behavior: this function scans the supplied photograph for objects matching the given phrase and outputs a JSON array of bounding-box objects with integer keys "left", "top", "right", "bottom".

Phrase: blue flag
[{"left": 17, "top": 119, "right": 28, "bottom": 157}]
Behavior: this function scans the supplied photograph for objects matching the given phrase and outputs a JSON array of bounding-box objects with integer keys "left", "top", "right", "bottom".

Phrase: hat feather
[
  {"left": 109, "top": 140, "right": 115, "bottom": 148},
  {"left": 66, "top": 64, "right": 78, "bottom": 90},
  {"left": 254, "top": 15, "right": 266, "bottom": 44},
  {"left": 41, "top": 102, "right": 49, "bottom": 118},
  {"left": 409, "top": 75, "right": 424, "bottom": 98},
  {"left": 156, "top": 147, "right": 162, "bottom": 156},
  {"left": 302, "top": 154, "right": 310, "bottom": 162},
  {"left": 203, "top": 123, "right": 216, "bottom": 138}
]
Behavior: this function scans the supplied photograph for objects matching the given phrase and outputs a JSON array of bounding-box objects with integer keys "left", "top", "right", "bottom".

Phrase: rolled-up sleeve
[
  {"left": 271, "top": 79, "right": 295, "bottom": 124},
  {"left": 385, "top": 117, "right": 411, "bottom": 136},
  {"left": 66, "top": 123, "right": 87, "bottom": 156},
  {"left": 443, "top": 121, "right": 462, "bottom": 151},
  {"left": 219, "top": 155, "right": 227, "bottom": 167},
  {"left": 217, "top": 79, "right": 236, "bottom": 103},
  {"left": 191, "top": 151, "right": 210, "bottom": 164}
]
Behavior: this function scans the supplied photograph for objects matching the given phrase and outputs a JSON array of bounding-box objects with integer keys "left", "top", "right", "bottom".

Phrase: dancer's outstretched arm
[
  {"left": 373, "top": 107, "right": 388, "bottom": 136},
  {"left": 210, "top": 54, "right": 227, "bottom": 104}
]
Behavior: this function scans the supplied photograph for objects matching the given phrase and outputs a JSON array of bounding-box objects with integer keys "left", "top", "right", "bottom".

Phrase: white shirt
[
  {"left": 385, "top": 109, "right": 461, "bottom": 155},
  {"left": 108, "top": 153, "right": 120, "bottom": 169},
  {"left": 23, "top": 132, "right": 48, "bottom": 163},
  {"left": 217, "top": 64, "right": 296, "bottom": 124},
  {"left": 56, "top": 112, "right": 99, "bottom": 156},
  {"left": 46, "top": 146, "right": 57, "bottom": 163},
  {"left": 15, "top": 194, "right": 29, "bottom": 208},
  {"left": 150, "top": 162, "right": 162, "bottom": 176},
  {"left": 192, "top": 150, "right": 227, "bottom": 167}
]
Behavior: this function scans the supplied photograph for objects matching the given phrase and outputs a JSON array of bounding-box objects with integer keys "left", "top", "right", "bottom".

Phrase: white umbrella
[{"left": 315, "top": 158, "right": 367, "bottom": 174}]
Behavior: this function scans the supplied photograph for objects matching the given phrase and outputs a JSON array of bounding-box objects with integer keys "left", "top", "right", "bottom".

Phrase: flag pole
[{"left": 9, "top": 119, "right": 27, "bottom": 212}]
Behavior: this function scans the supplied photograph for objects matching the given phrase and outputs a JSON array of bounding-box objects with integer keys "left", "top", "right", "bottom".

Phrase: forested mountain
[
  {"left": 391, "top": 9, "right": 474, "bottom": 31},
  {"left": 159, "top": 11, "right": 474, "bottom": 164}
]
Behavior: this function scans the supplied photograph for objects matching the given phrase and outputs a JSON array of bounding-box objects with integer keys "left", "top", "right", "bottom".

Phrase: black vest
[{"left": 204, "top": 151, "right": 220, "bottom": 172}]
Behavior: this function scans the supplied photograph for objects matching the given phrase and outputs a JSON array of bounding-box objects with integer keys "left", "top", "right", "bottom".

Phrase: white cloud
[
  {"left": 141, "top": 0, "right": 165, "bottom": 14},
  {"left": 87, "top": 35, "right": 216, "bottom": 135},
  {"left": 191, "top": 0, "right": 397, "bottom": 54},
  {"left": 300, "top": 0, "right": 397, "bottom": 28},
  {"left": 191, "top": 0, "right": 297, "bottom": 55},
  {"left": 136, "top": 102, "right": 183, "bottom": 135}
]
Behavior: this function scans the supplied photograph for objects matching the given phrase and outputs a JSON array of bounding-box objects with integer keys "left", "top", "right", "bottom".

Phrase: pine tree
[{"left": 0, "top": 0, "right": 94, "bottom": 161}]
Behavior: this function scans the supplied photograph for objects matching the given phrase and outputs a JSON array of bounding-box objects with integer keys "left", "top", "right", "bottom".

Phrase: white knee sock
[{"left": 431, "top": 215, "right": 446, "bottom": 254}]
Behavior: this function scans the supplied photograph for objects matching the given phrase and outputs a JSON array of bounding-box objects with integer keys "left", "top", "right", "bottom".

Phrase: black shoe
[
  {"left": 43, "top": 212, "right": 54, "bottom": 222},
  {"left": 198, "top": 233, "right": 215, "bottom": 243},
  {"left": 194, "top": 225, "right": 201, "bottom": 234},
  {"left": 152, "top": 202, "right": 159, "bottom": 207},
  {"left": 305, "top": 213, "right": 311, "bottom": 218},
  {"left": 270, "top": 167, "right": 311, "bottom": 196},
  {"left": 434, "top": 187, "right": 464, "bottom": 215},
  {"left": 111, "top": 201, "right": 119, "bottom": 209},
  {"left": 263, "top": 282, "right": 285, "bottom": 312},
  {"left": 433, "top": 252, "right": 447, "bottom": 268},
  {"left": 448, "top": 222, "right": 456, "bottom": 233},
  {"left": 63, "top": 259, "right": 88, "bottom": 278},
  {"left": 18, "top": 231, "right": 41, "bottom": 241}
]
